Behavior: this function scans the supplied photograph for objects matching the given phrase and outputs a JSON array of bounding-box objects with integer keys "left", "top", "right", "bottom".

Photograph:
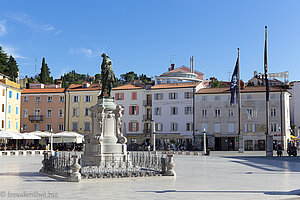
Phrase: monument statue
[
  {"left": 100, "top": 53, "right": 116, "bottom": 98},
  {"left": 82, "top": 53, "right": 128, "bottom": 166}
]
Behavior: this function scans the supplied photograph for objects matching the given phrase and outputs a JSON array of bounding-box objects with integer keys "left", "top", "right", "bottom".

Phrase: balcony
[
  {"left": 143, "top": 100, "right": 152, "bottom": 107},
  {"left": 143, "top": 114, "right": 152, "bottom": 121},
  {"left": 29, "top": 115, "right": 44, "bottom": 122}
]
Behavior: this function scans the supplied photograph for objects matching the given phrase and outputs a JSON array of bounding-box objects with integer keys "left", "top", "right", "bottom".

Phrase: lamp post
[
  {"left": 152, "top": 121, "right": 156, "bottom": 152},
  {"left": 203, "top": 128, "right": 207, "bottom": 155},
  {"left": 50, "top": 128, "right": 53, "bottom": 153}
]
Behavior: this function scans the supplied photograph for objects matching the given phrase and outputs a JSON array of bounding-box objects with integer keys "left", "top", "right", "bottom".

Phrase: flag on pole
[
  {"left": 230, "top": 57, "right": 239, "bottom": 104},
  {"left": 264, "top": 26, "right": 270, "bottom": 101}
]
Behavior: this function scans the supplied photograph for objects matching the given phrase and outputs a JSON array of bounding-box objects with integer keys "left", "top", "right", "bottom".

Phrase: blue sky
[{"left": 0, "top": 0, "right": 299, "bottom": 82}]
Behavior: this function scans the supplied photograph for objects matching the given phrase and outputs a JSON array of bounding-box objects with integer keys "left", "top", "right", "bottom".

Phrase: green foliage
[
  {"left": 60, "top": 70, "right": 89, "bottom": 88},
  {"left": 120, "top": 71, "right": 152, "bottom": 85},
  {"left": 210, "top": 80, "right": 226, "bottom": 88},
  {"left": 38, "top": 57, "right": 53, "bottom": 84},
  {"left": 0, "top": 46, "right": 19, "bottom": 82}
]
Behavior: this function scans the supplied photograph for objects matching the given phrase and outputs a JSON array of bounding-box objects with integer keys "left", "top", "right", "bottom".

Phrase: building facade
[
  {"left": 0, "top": 78, "right": 21, "bottom": 132},
  {"left": 21, "top": 86, "right": 65, "bottom": 133},
  {"left": 195, "top": 86, "right": 291, "bottom": 151},
  {"left": 65, "top": 82, "right": 101, "bottom": 135},
  {"left": 111, "top": 84, "right": 145, "bottom": 146},
  {"left": 151, "top": 82, "right": 204, "bottom": 149}
]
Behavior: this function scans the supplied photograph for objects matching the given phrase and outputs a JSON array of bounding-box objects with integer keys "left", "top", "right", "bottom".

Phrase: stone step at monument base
[{"left": 81, "top": 153, "right": 130, "bottom": 167}]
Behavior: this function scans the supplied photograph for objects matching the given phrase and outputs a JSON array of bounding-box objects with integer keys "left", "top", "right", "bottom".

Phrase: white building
[
  {"left": 112, "top": 84, "right": 146, "bottom": 146},
  {"left": 151, "top": 82, "right": 204, "bottom": 149},
  {"left": 195, "top": 86, "right": 291, "bottom": 151},
  {"left": 289, "top": 81, "right": 300, "bottom": 136}
]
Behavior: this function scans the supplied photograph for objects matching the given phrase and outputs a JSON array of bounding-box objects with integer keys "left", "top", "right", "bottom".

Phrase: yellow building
[
  {"left": 65, "top": 82, "right": 101, "bottom": 135},
  {"left": 0, "top": 78, "right": 21, "bottom": 132}
]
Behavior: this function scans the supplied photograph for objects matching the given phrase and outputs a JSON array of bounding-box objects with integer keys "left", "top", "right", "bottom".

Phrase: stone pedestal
[{"left": 82, "top": 97, "right": 128, "bottom": 166}]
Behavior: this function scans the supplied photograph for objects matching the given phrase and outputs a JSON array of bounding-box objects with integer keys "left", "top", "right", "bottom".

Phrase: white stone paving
[{"left": 0, "top": 151, "right": 300, "bottom": 200}]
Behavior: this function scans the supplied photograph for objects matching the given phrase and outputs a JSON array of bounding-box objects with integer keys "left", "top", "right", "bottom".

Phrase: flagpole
[
  {"left": 265, "top": 26, "right": 273, "bottom": 157},
  {"left": 237, "top": 48, "right": 244, "bottom": 153}
]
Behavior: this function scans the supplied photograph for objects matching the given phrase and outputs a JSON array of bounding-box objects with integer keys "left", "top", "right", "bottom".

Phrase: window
[
  {"left": 169, "top": 92, "right": 178, "bottom": 99},
  {"left": 46, "top": 123, "right": 52, "bottom": 131},
  {"left": 129, "top": 106, "right": 139, "bottom": 115},
  {"left": 228, "top": 108, "right": 234, "bottom": 117},
  {"left": 215, "top": 96, "right": 220, "bottom": 100},
  {"left": 34, "top": 123, "right": 40, "bottom": 131},
  {"left": 72, "top": 108, "right": 79, "bottom": 116},
  {"left": 85, "top": 95, "right": 92, "bottom": 102},
  {"left": 271, "top": 108, "right": 277, "bottom": 117},
  {"left": 2, "top": 89, "right": 5, "bottom": 96},
  {"left": 73, "top": 96, "right": 79, "bottom": 103},
  {"left": 186, "top": 122, "right": 193, "bottom": 131},
  {"left": 47, "top": 109, "right": 52, "bottom": 118},
  {"left": 247, "top": 95, "right": 252, "bottom": 100},
  {"left": 131, "top": 138, "right": 137, "bottom": 144},
  {"left": 166, "top": 79, "right": 170, "bottom": 84},
  {"left": 170, "top": 122, "right": 178, "bottom": 131},
  {"left": 2, "top": 120, "right": 4, "bottom": 128},
  {"left": 8, "top": 120, "right": 11, "bottom": 129},
  {"left": 34, "top": 109, "right": 41, "bottom": 116},
  {"left": 184, "top": 107, "right": 192, "bottom": 115},
  {"left": 16, "top": 121, "right": 18, "bottom": 130},
  {"left": 16, "top": 93, "right": 19, "bottom": 100},
  {"left": 72, "top": 122, "right": 78, "bottom": 131},
  {"left": 47, "top": 96, "right": 53, "bottom": 103},
  {"left": 154, "top": 107, "right": 161, "bottom": 115},
  {"left": 8, "top": 105, "right": 11, "bottom": 114},
  {"left": 246, "top": 108, "right": 253, "bottom": 118},
  {"left": 154, "top": 93, "right": 163, "bottom": 100},
  {"left": 270, "top": 122, "right": 278, "bottom": 132},
  {"left": 115, "top": 93, "right": 124, "bottom": 100},
  {"left": 2, "top": 104, "right": 4, "bottom": 112},
  {"left": 184, "top": 92, "right": 192, "bottom": 99},
  {"left": 59, "top": 96, "right": 64, "bottom": 103},
  {"left": 228, "top": 123, "right": 234, "bottom": 133},
  {"left": 9, "top": 91, "right": 12, "bottom": 98},
  {"left": 170, "top": 107, "right": 178, "bottom": 115},
  {"left": 155, "top": 123, "right": 163, "bottom": 132},
  {"left": 16, "top": 106, "right": 18, "bottom": 114},
  {"left": 85, "top": 108, "right": 89, "bottom": 116},
  {"left": 201, "top": 123, "right": 208, "bottom": 132},
  {"left": 129, "top": 122, "right": 139, "bottom": 132},
  {"left": 35, "top": 96, "right": 40, "bottom": 103},
  {"left": 85, "top": 122, "right": 91, "bottom": 131},
  {"left": 202, "top": 96, "right": 207, "bottom": 101},
  {"left": 23, "top": 96, "right": 28, "bottom": 103},
  {"left": 58, "top": 124, "right": 64, "bottom": 131},
  {"left": 22, "top": 123, "right": 27, "bottom": 131},
  {"left": 214, "top": 123, "right": 221, "bottom": 133},
  {"left": 245, "top": 123, "right": 255, "bottom": 132},
  {"left": 131, "top": 92, "right": 137, "bottom": 100},
  {"left": 201, "top": 109, "right": 207, "bottom": 117},
  {"left": 59, "top": 108, "right": 64, "bottom": 118},
  {"left": 215, "top": 109, "right": 221, "bottom": 117}
]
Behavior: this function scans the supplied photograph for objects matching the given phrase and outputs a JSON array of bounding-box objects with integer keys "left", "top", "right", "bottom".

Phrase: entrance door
[{"left": 215, "top": 137, "right": 221, "bottom": 151}]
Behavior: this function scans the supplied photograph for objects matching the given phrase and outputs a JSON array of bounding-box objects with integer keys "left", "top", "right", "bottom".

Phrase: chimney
[
  {"left": 171, "top": 63, "right": 175, "bottom": 70},
  {"left": 168, "top": 67, "right": 171, "bottom": 71},
  {"left": 254, "top": 71, "right": 258, "bottom": 77},
  {"left": 240, "top": 80, "right": 245, "bottom": 89},
  {"left": 190, "top": 56, "right": 194, "bottom": 73}
]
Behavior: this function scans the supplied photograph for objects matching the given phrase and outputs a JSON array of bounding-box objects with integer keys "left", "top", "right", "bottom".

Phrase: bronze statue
[{"left": 100, "top": 53, "right": 116, "bottom": 98}]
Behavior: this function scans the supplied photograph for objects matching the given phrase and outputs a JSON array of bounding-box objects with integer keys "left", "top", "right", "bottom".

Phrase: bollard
[
  {"left": 164, "top": 154, "right": 176, "bottom": 176},
  {"left": 69, "top": 155, "right": 81, "bottom": 182}
]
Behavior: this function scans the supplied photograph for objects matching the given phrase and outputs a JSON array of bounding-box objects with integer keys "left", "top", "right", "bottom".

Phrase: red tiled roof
[
  {"left": 66, "top": 83, "right": 101, "bottom": 91},
  {"left": 151, "top": 82, "right": 200, "bottom": 90},
  {"left": 22, "top": 88, "right": 65, "bottom": 94},
  {"left": 112, "top": 84, "right": 144, "bottom": 90},
  {"left": 196, "top": 86, "right": 288, "bottom": 94}
]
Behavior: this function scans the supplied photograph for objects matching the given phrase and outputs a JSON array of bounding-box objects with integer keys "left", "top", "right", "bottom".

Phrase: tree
[
  {"left": 0, "top": 46, "right": 8, "bottom": 75},
  {"left": 120, "top": 71, "right": 138, "bottom": 82},
  {"left": 210, "top": 80, "right": 226, "bottom": 88},
  {"left": 6, "top": 56, "right": 19, "bottom": 82},
  {"left": 38, "top": 57, "right": 53, "bottom": 84}
]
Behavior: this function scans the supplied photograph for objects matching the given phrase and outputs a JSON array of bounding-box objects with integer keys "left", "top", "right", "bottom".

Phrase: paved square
[{"left": 1, "top": 152, "right": 300, "bottom": 200}]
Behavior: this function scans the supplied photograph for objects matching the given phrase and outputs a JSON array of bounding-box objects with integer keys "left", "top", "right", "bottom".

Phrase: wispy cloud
[
  {"left": 0, "top": 43, "right": 27, "bottom": 59},
  {"left": 70, "top": 48, "right": 100, "bottom": 59},
  {"left": 0, "top": 20, "right": 7, "bottom": 36},
  {"left": 9, "top": 12, "right": 59, "bottom": 33}
]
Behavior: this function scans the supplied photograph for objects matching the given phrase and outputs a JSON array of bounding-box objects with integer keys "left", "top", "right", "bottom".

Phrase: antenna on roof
[{"left": 190, "top": 56, "right": 194, "bottom": 73}]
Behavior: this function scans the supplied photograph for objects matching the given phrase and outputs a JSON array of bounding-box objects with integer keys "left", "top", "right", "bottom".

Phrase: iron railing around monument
[
  {"left": 40, "top": 152, "right": 72, "bottom": 177},
  {"left": 80, "top": 152, "right": 168, "bottom": 179}
]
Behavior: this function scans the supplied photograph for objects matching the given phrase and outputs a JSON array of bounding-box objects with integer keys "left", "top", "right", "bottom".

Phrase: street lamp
[
  {"left": 152, "top": 121, "right": 156, "bottom": 153},
  {"left": 203, "top": 128, "right": 207, "bottom": 155},
  {"left": 50, "top": 128, "right": 53, "bottom": 154}
]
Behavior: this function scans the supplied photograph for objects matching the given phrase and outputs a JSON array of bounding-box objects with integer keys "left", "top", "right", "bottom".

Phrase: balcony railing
[
  {"left": 143, "top": 100, "right": 152, "bottom": 107},
  {"left": 29, "top": 115, "right": 44, "bottom": 122},
  {"left": 143, "top": 114, "right": 152, "bottom": 121}
]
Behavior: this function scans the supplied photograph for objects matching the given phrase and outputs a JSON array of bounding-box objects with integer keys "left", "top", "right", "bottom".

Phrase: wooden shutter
[
  {"left": 136, "top": 106, "right": 139, "bottom": 115},
  {"left": 129, "top": 122, "right": 132, "bottom": 132},
  {"left": 129, "top": 106, "right": 132, "bottom": 115},
  {"left": 115, "top": 93, "right": 118, "bottom": 100},
  {"left": 252, "top": 124, "right": 255, "bottom": 132},
  {"left": 121, "top": 93, "right": 124, "bottom": 100},
  {"left": 136, "top": 122, "right": 139, "bottom": 132}
]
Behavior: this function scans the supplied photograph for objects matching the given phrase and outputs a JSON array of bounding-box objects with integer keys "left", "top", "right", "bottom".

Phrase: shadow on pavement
[{"left": 0, "top": 172, "right": 63, "bottom": 182}]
